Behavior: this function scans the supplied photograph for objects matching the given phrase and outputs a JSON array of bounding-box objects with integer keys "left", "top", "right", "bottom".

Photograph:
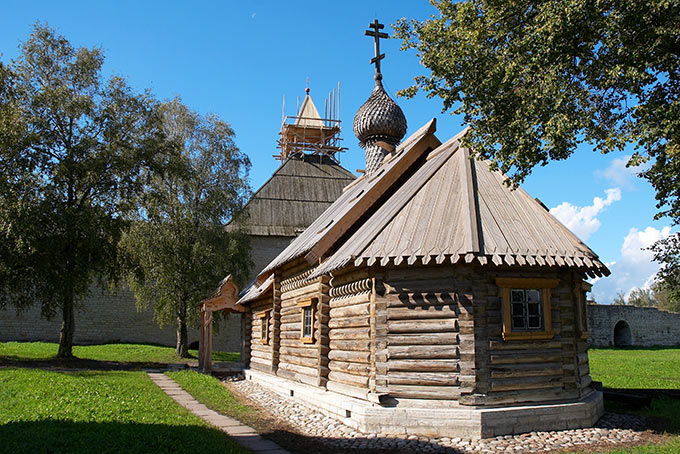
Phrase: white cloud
[
  {"left": 550, "top": 188, "right": 621, "bottom": 241},
  {"left": 596, "top": 155, "right": 644, "bottom": 189},
  {"left": 591, "top": 226, "right": 673, "bottom": 303}
]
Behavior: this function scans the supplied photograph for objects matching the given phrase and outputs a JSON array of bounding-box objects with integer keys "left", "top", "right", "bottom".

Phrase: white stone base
[{"left": 244, "top": 369, "right": 604, "bottom": 439}]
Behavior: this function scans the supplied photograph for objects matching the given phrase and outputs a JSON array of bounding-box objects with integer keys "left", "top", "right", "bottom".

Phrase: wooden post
[{"left": 199, "top": 306, "right": 213, "bottom": 373}]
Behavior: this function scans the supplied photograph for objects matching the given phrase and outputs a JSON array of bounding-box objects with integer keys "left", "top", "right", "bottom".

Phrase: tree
[
  {"left": 651, "top": 235, "right": 680, "bottom": 312},
  {"left": 395, "top": 0, "right": 680, "bottom": 288},
  {"left": 0, "top": 24, "right": 165, "bottom": 357},
  {"left": 120, "top": 98, "right": 251, "bottom": 357}
]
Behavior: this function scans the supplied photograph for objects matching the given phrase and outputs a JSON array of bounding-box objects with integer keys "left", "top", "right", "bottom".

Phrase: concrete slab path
[{"left": 147, "top": 371, "right": 291, "bottom": 454}]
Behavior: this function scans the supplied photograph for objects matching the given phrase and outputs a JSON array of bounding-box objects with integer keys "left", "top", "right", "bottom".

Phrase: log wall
[
  {"left": 380, "top": 267, "right": 465, "bottom": 400},
  {"left": 248, "top": 293, "right": 275, "bottom": 374},
  {"left": 461, "top": 268, "right": 594, "bottom": 406},
  {"left": 277, "top": 264, "right": 329, "bottom": 387},
  {"left": 326, "top": 268, "right": 373, "bottom": 397}
]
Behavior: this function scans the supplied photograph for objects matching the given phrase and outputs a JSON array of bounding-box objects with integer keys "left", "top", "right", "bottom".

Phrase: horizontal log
[
  {"left": 459, "top": 387, "right": 574, "bottom": 406},
  {"left": 579, "top": 364, "right": 590, "bottom": 377},
  {"left": 329, "top": 292, "right": 371, "bottom": 308},
  {"left": 387, "top": 319, "right": 458, "bottom": 334},
  {"left": 278, "top": 361, "right": 318, "bottom": 377},
  {"left": 490, "top": 362, "right": 562, "bottom": 378},
  {"left": 249, "top": 359, "right": 274, "bottom": 373},
  {"left": 249, "top": 349, "right": 272, "bottom": 360},
  {"left": 280, "top": 346, "right": 318, "bottom": 358},
  {"left": 387, "top": 384, "right": 461, "bottom": 400},
  {"left": 281, "top": 283, "right": 321, "bottom": 301},
  {"left": 330, "top": 268, "right": 371, "bottom": 287},
  {"left": 328, "top": 350, "right": 370, "bottom": 363},
  {"left": 387, "top": 306, "right": 458, "bottom": 320},
  {"left": 328, "top": 360, "right": 370, "bottom": 375},
  {"left": 330, "top": 340, "right": 371, "bottom": 351},
  {"left": 490, "top": 354, "right": 563, "bottom": 365},
  {"left": 280, "top": 331, "right": 303, "bottom": 340},
  {"left": 280, "top": 322, "right": 302, "bottom": 332},
  {"left": 329, "top": 370, "right": 368, "bottom": 387},
  {"left": 282, "top": 354, "right": 318, "bottom": 369},
  {"left": 389, "top": 359, "right": 459, "bottom": 372},
  {"left": 329, "top": 327, "right": 371, "bottom": 340},
  {"left": 249, "top": 344, "right": 272, "bottom": 353},
  {"left": 328, "top": 315, "right": 370, "bottom": 329},
  {"left": 326, "top": 380, "right": 368, "bottom": 400},
  {"left": 281, "top": 313, "right": 303, "bottom": 324},
  {"left": 491, "top": 375, "right": 564, "bottom": 392},
  {"left": 388, "top": 372, "right": 459, "bottom": 386},
  {"left": 388, "top": 332, "right": 459, "bottom": 346},
  {"left": 388, "top": 345, "right": 459, "bottom": 359},
  {"left": 329, "top": 302, "right": 370, "bottom": 319},
  {"left": 577, "top": 352, "right": 588, "bottom": 365},
  {"left": 489, "top": 340, "right": 562, "bottom": 350}
]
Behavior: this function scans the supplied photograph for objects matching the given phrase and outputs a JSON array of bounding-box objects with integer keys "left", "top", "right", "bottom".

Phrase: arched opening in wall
[{"left": 613, "top": 320, "right": 633, "bottom": 347}]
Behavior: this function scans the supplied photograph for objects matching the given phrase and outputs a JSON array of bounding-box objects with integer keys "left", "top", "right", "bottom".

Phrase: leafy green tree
[
  {"left": 120, "top": 98, "right": 251, "bottom": 357},
  {"left": 0, "top": 24, "right": 166, "bottom": 357},
  {"left": 395, "top": 0, "right": 680, "bottom": 288},
  {"left": 651, "top": 236, "right": 680, "bottom": 312}
]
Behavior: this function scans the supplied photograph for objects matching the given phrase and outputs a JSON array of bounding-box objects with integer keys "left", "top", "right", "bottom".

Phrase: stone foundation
[{"left": 244, "top": 369, "right": 604, "bottom": 439}]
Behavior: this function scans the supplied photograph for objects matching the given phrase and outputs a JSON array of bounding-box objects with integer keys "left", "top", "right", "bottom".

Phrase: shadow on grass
[
  {"left": 0, "top": 420, "right": 246, "bottom": 454},
  {"left": 591, "top": 346, "right": 680, "bottom": 352},
  {"left": 0, "top": 356, "right": 178, "bottom": 371}
]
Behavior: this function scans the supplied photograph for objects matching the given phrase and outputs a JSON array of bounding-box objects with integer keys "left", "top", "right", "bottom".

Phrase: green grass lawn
[
  {"left": 0, "top": 367, "right": 247, "bottom": 454},
  {"left": 0, "top": 341, "right": 239, "bottom": 365},
  {"left": 588, "top": 347, "right": 680, "bottom": 389}
]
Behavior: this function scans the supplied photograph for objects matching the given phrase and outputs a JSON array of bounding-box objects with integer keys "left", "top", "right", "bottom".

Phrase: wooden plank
[
  {"left": 387, "top": 305, "right": 458, "bottom": 320},
  {"left": 491, "top": 375, "right": 563, "bottom": 392},
  {"left": 388, "top": 332, "right": 459, "bottom": 345},
  {"left": 329, "top": 327, "right": 371, "bottom": 340},
  {"left": 329, "top": 360, "right": 370, "bottom": 375},
  {"left": 328, "top": 349, "right": 370, "bottom": 363},
  {"left": 388, "top": 344, "right": 459, "bottom": 359},
  {"left": 387, "top": 318, "right": 458, "bottom": 333},
  {"left": 387, "top": 385, "right": 461, "bottom": 400},
  {"left": 330, "top": 340, "right": 371, "bottom": 351},
  {"left": 329, "top": 370, "right": 369, "bottom": 387},
  {"left": 329, "top": 302, "right": 370, "bottom": 318},
  {"left": 388, "top": 372, "right": 459, "bottom": 386},
  {"left": 329, "top": 293, "right": 371, "bottom": 308},
  {"left": 389, "top": 359, "right": 459, "bottom": 372},
  {"left": 328, "top": 315, "right": 370, "bottom": 329}
]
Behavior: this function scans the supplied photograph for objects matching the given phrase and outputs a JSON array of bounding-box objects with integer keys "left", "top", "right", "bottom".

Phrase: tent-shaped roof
[
  {"left": 230, "top": 154, "right": 356, "bottom": 237},
  {"left": 252, "top": 120, "right": 609, "bottom": 287},
  {"left": 312, "top": 129, "right": 609, "bottom": 278},
  {"left": 295, "top": 94, "right": 324, "bottom": 128}
]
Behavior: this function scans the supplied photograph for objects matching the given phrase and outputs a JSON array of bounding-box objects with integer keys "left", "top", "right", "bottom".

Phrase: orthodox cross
[{"left": 364, "top": 19, "right": 388, "bottom": 75}]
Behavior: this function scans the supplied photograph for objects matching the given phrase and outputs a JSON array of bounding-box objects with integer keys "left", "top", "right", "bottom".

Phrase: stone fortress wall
[
  {"left": 588, "top": 303, "right": 680, "bottom": 347},
  {"left": 0, "top": 286, "right": 241, "bottom": 352}
]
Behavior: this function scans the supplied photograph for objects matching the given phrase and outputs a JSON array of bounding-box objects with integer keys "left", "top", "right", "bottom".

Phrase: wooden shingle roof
[
  {"left": 259, "top": 119, "right": 441, "bottom": 277},
  {"left": 230, "top": 154, "right": 356, "bottom": 237},
  {"left": 312, "top": 128, "right": 609, "bottom": 278}
]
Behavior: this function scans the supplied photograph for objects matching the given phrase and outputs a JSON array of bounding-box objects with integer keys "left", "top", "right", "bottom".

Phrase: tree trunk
[
  {"left": 176, "top": 300, "right": 189, "bottom": 357},
  {"left": 58, "top": 290, "right": 75, "bottom": 358}
]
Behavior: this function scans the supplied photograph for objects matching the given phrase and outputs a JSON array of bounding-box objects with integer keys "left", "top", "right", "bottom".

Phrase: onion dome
[{"left": 353, "top": 75, "right": 407, "bottom": 175}]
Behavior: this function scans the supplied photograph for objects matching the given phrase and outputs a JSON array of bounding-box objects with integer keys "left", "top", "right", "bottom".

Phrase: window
[
  {"left": 496, "top": 277, "right": 558, "bottom": 341},
  {"left": 575, "top": 281, "right": 591, "bottom": 339},
  {"left": 257, "top": 310, "right": 269, "bottom": 344},
  {"left": 297, "top": 298, "right": 316, "bottom": 343}
]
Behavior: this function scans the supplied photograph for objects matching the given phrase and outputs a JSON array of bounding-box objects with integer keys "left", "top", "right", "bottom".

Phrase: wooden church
[{"left": 234, "top": 21, "right": 609, "bottom": 438}]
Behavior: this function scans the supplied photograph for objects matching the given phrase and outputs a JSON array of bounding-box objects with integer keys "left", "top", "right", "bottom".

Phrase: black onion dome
[{"left": 353, "top": 78, "right": 407, "bottom": 148}]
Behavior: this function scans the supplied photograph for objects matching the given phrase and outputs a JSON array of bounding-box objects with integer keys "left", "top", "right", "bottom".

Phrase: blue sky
[{"left": 2, "top": 1, "right": 674, "bottom": 303}]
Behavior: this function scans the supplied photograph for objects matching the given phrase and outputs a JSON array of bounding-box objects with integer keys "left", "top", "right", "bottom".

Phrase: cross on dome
[{"left": 364, "top": 19, "right": 388, "bottom": 77}]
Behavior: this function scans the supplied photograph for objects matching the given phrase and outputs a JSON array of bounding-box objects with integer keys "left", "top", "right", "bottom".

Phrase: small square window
[{"left": 496, "top": 277, "right": 558, "bottom": 341}]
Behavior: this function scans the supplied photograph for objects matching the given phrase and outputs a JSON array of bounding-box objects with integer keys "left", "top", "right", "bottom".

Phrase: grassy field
[
  {"left": 589, "top": 347, "right": 680, "bottom": 389},
  {"left": 0, "top": 367, "right": 247, "bottom": 454},
  {"left": 0, "top": 341, "right": 239, "bottom": 365}
]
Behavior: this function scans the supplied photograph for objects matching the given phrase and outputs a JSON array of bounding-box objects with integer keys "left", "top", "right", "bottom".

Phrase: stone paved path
[
  {"left": 228, "top": 378, "right": 653, "bottom": 453},
  {"left": 147, "top": 371, "right": 290, "bottom": 454}
]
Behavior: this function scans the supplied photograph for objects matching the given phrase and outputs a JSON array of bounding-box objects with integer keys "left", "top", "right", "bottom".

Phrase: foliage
[
  {"left": 0, "top": 24, "right": 167, "bottom": 357},
  {"left": 610, "top": 283, "right": 680, "bottom": 313},
  {"left": 121, "top": 98, "right": 251, "bottom": 357},
  {"left": 0, "top": 341, "right": 239, "bottom": 364},
  {"left": 651, "top": 233, "right": 680, "bottom": 309},
  {"left": 395, "top": 0, "right": 680, "bottom": 292},
  {"left": 167, "top": 370, "right": 258, "bottom": 427},
  {"left": 0, "top": 368, "right": 247, "bottom": 454},
  {"left": 588, "top": 347, "right": 680, "bottom": 389}
]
